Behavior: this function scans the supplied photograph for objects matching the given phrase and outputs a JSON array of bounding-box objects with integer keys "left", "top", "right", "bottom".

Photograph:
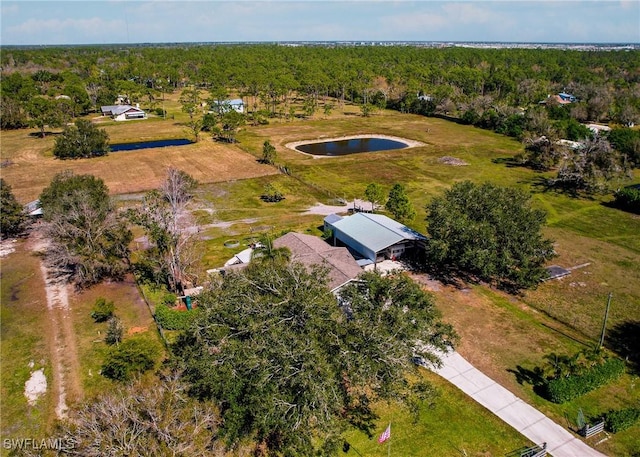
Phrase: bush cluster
[
  {"left": 603, "top": 407, "right": 640, "bottom": 433},
  {"left": 155, "top": 303, "right": 197, "bottom": 331},
  {"left": 101, "top": 337, "right": 161, "bottom": 381},
  {"left": 90, "top": 297, "right": 115, "bottom": 322},
  {"left": 613, "top": 186, "right": 640, "bottom": 214},
  {"left": 544, "top": 358, "right": 625, "bottom": 403}
]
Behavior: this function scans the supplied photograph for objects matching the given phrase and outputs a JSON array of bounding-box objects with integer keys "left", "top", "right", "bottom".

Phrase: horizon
[{"left": 2, "top": 1, "right": 639, "bottom": 47}]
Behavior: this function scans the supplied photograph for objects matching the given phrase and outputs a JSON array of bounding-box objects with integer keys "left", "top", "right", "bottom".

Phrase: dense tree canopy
[
  {"left": 0, "top": 178, "right": 27, "bottom": 239},
  {"left": 52, "top": 119, "right": 109, "bottom": 159},
  {"left": 174, "top": 262, "right": 456, "bottom": 455},
  {"left": 39, "top": 171, "right": 131, "bottom": 287},
  {"left": 425, "top": 181, "right": 555, "bottom": 290}
]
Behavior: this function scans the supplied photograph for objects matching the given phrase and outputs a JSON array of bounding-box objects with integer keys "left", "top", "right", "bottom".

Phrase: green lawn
[{"left": 343, "top": 370, "right": 532, "bottom": 457}]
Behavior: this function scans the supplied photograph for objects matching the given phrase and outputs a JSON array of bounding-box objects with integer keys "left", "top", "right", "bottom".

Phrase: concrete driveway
[{"left": 433, "top": 351, "right": 608, "bottom": 457}]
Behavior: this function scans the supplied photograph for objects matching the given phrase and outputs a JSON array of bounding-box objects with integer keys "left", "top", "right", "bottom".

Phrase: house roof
[
  {"left": 273, "top": 232, "right": 362, "bottom": 291},
  {"left": 101, "top": 105, "right": 145, "bottom": 115},
  {"left": 213, "top": 99, "right": 243, "bottom": 105},
  {"left": 330, "top": 213, "right": 426, "bottom": 254}
]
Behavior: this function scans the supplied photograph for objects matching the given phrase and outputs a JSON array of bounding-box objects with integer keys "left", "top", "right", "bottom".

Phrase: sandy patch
[
  {"left": 128, "top": 326, "right": 148, "bottom": 335},
  {"left": 24, "top": 369, "right": 47, "bottom": 405},
  {"left": 285, "top": 134, "right": 425, "bottom": 157},
  {"left": 302, "top": 198, "right": 371, "bottom": 216},
  {"left": 0, "top": 239, "right": 17, "bottom": 257}
]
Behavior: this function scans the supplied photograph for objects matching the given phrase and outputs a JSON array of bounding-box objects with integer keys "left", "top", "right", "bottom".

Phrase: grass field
[
  {"left": 2, "top": 98, "right": 639, "bottom": 455},
  {"left": 0, "top": 239, "right": 54, "bottom": 443}
]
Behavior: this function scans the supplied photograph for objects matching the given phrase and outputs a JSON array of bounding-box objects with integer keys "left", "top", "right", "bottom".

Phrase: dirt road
[{"left": 29, "top": 231, "right": 83, "bottom": 419}]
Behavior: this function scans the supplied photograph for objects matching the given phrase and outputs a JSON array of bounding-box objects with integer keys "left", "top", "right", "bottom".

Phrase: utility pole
[{"left": 599, "top": 292, "right": 612, "bottom": 349}]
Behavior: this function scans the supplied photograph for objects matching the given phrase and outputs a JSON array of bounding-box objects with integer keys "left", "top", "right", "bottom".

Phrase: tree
[
  {"left": 385, "top": 183, "right": 416, "bottom": 222},
  {"left": 0, "top": 178, "right": 27, "bottom": 239},
  {"left": 425, "top": 181, "right": 555, "bottom": 290},
  {"left": 250, "top": 234, "right": 290, "bottom": 264},
  {"left": 552, "top": 137, "right": 632, "bottom": 194},
  {"left": 180, "top": 86, "right": 203, "bottom": 142},
  {"left": 608, "top": 128, "right": 640, "bottom": 167},
  {"left": 364, "top": 182, "right": 385, "bottom": 212},
  {"left": 174, "top": 262, "right": 456, "bottom": 455},
  {"left": 261, "top": 140, "right": 276, "bottom": 164},
  {"left": 48, "top": 375, "right": 218, "bottom": 456},
  {"left": 26, "top": 96, "right": 65, "bottom": 138},
  {"left": 39, "top": 171, "right": 132, "bottom": 287},
  {"left": 105, "top": 316, "right": 124, "bottom": 345},
  {"left": 129, "top": 168, "right": 200, "bottom": 293},
  {"left": 518, "top": 135, "right": 567, "bottom": 171},
  {"left": 52, "top": 119, "right": 109, "bottom": 159},
  {"left": 211, "top": 109, "right": 245, "bottom": 143}
]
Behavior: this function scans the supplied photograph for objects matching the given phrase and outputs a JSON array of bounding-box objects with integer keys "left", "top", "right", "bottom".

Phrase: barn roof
[{"left": 330, "top": 212, "right": 426, "bottom": 253}]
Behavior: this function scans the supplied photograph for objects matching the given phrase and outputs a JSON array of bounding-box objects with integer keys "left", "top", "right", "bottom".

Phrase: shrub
[
  {"left": 101, "top": 337, "right": 161, "bottom": 381},
  {"left": 544, "top": 358, "right": 625, "bottom": 403},
  {"left": 105, "top": 316, "right": 124, "bottom": 345},
  {"left": 613, "top": 186, "right": 640, "bottom": 214},
  {"left": 162, "top": 293, "right": 177, "bottom": 306},
  {"left": 91, "top": 297, "right": 115, "bottom": 322},
  {"left": 603, "top": 407, "right": 640, "bottom": 433},
  {"left": 155, "top": 303, "right": 197, "bottom": 331}
]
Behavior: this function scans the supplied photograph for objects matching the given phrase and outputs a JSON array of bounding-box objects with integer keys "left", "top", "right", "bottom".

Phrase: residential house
[
  {"left": 100, "top": 104, "right": 147, "bottom": 121},
  {"left": 273, "top": 232, "right": 363, "bottom": 292},
  {"left": 209, "top": 98, "right": 244, "bottom": 114}
]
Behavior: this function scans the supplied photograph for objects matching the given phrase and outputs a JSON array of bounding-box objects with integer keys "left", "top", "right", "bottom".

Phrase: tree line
[{"left": 2, "top": 44, "right": 639, "bottom": 128}]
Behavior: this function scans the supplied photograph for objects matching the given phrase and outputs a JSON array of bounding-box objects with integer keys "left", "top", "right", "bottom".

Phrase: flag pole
[{"left": 387, "top": 423, "right": 391, "bottom": 457}]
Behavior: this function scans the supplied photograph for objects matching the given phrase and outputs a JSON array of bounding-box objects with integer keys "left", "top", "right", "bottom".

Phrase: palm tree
[{"left": 251, "top": 235, "right": 291, "bottom": 265}]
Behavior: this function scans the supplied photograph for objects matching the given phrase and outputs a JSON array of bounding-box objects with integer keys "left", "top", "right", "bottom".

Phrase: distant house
[
  {"left": 540, "top": 92, "right": 577, "bottom": 105},
  {"left": 273, "top": 232, "right": 362, "bottom": 292},
  {"left": 209, "top": 98, "right": 244, "bottom": 114},
  {"left": 100, "top": 104, "right": 147, "bottom": 121},
  {"left": 324, "top": 212, "right": 427, "bottom": 264}
]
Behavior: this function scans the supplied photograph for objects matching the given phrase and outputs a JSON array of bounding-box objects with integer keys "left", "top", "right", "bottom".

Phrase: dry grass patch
[{"left": 1, "top": 129, "right": 277, "bottom": 202}]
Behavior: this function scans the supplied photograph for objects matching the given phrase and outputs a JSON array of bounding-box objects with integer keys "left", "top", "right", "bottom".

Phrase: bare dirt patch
[
  {"left": 24, "top": 368, "right": 47, "bottom": 405},
  {"left": 438, "top": 156, "right": 468, "bottom": 166}
]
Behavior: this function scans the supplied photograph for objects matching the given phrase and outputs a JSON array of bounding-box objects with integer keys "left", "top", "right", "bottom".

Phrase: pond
[
  {"left": 295, "top": 137, "right": 408, "bottom": 156},
  {"left": 109, "top": 138, "right": 192, "bottom": 152}
]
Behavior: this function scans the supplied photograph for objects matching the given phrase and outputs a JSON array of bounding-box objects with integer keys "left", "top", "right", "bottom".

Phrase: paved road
[{"left": 433, "top": 351, "right": 608, "bottom": 457}]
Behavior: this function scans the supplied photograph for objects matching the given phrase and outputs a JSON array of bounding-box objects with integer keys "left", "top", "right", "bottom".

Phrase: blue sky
[{"left": 1, "top": 1, "right": 638, "bottom": 46}]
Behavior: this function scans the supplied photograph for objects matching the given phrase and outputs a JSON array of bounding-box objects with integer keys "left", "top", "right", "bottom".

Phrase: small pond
[
  {"left": 110, "top": 138, "right": 192, "bottom": 152},
  {"left": 296, "top": 137, "right": 408, "bottom": 156}
]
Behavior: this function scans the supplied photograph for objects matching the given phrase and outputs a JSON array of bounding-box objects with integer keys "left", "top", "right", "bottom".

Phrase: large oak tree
[
  {"left": 174, "top": 262, "right": 456, "bottom": 455},
  {"left": 39, "top": 171, "right": 131, "bottom": 287},
  {"left": 425, "top": 181, "right": 555, "bottom": 290}
]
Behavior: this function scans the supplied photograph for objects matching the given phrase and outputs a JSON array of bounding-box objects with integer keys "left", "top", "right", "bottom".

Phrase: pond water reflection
[{"left": 296, "top": 137, "right": 408, "bottom": 156}]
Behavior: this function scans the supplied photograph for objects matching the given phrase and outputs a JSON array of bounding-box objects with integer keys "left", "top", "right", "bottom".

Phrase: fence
[
  {"left": 510, "top": 443, "right": 547, "bottom": 457},
  {"left": 580, "top": 420, "right": 605, "bottom": 438}
]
